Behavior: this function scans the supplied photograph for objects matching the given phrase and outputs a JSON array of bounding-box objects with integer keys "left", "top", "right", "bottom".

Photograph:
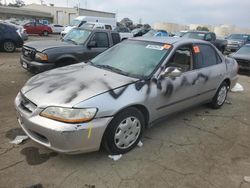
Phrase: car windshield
[
  {"left": 236, "top": 46, "right": 250, "bottom": 54},
  {"left": 182, "top": 32, "right": 205, "bottom": 40},
  {"left": 69, "top": 19, "right": 81, "bottom": 27},
  {"left": 90, "top": 40, "right": 170, "bottom": 78},
  {"left": 132, "top": 28, "right": 141, "bottom": 34},
  {"left": 63, "top": 29, "right": 91, "bottom": 45},
  {"left": 228, "top": 34, "right": 249, "bottom": 41}
]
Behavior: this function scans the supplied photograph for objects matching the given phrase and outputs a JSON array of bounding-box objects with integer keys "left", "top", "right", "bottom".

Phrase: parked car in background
[
  {"left": 15, "top": 37, "right": 238, "bottom": 155},
  {"left": 143, "top": 29, "right": 168, "bottom": 37},
  {"left": 226, "top": 34, "right": 250, "bottom": 53},
  {"left": 23, "top": 22, "right": 52, "bottom": 36},
  {"left": 229, "top": 44, "right": 250, "bottom": 71},
  {"left": 49, "top": 24, "right": 65, "bottom": 34},
  {"left": 61, "top": 16, "right": 116, "bottom": 36},
  {"left": 20, "top": 28, "right": 121, "bottom": 73},
  {"left": 182, "top": 31, "right": 227, "bottom": 53},
  {"left": 173, "top": 30, "right": 188, "bottom": 38},
  {"left": 2, "top": 21, "right": 28, "bottom": 41},
  {"left": 0, "top": 22, "right": 24, "bottom": 52},
  {"left": 132, "top": 27, "right": 150, "bottom": 37},
  {"left": 79, "top": 22, "right": 113, "bottom": 30},
  {"left": 114, "top": 27, "right": 133, "bottom": 40}
]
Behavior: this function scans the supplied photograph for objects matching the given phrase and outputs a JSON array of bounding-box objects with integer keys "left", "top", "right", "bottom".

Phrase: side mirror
[
  {"left": 87, "top": 41, "right": 97, "bottom": 48},
  {"left": 205, "top": 37, "right": 212, "bottom": 41},
  {"left": 162, "top": 67, "right": 182, "bottom": 78}
]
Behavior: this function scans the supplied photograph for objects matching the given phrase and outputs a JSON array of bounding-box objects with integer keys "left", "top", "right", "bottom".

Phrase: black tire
[
  {"left": 102, "top": 107, "right": 145, "bottom": 155},
  {"left": 209, "top": 81, "right": 228, "bottom": 109},
  {"left": 43, "top": 31, "right": 49, "bottom": 36},
  {"left": 3, "top": 40, "right": 16, "bottom": 53}
]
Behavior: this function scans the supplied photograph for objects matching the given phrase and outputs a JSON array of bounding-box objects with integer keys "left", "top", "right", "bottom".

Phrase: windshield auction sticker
[{"left": 146, "top": 45, "right": 164, "bottom": 50}]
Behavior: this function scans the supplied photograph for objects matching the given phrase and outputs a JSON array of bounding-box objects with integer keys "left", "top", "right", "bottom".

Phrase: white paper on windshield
[{"left": 146, "top": 45, "right": 164, "bottom": 50}]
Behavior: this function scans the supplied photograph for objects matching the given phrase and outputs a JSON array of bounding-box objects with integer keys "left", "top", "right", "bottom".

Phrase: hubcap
[
  {"left": 114, "top": 117, "right": 141, "bottom": 149},
  {"left": 4, "top": 42, "right": 14, "bottom": 52},
  {"left": 217, "top": 86, "right": 227, "bottom": 105}
]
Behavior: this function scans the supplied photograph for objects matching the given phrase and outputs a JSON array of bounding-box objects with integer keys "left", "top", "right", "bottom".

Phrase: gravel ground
[{"left": 0, "top": 35, "right": 250, "bottom": 188}]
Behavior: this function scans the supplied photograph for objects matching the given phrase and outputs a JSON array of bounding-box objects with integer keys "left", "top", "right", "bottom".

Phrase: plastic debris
[
  {"left": 231, "top": 83, "right": 244, "bottom": 92},
  {"left": 108, "top": 154, "right": 122, "bottom": 161},
  {"left": 137, "top": 141, "right": 143, "bottom": 147},
  {"left": 10, "top": 135, "right": 29, "bottom": 145},
  {"left": 244, "top": 176, "right": 250, "bottom": 182}
]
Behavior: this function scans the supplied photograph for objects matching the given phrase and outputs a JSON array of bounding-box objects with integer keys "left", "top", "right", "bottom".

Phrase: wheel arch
[{"left": 111, "top": 104, "right": 150, "bottom": 128}]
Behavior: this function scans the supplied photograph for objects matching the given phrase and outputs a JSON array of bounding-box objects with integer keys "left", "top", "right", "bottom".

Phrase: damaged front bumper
[{"left": 14, "top": 92, "right": 112, "bottom": 154}]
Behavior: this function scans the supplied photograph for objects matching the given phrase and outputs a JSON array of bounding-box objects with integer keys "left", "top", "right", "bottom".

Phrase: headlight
[
  {"left": 40, "top": 107, "right": 97, "bottom": 123},
  {"left": 35, "top": 52, "right": 48, "bottom": 61}
]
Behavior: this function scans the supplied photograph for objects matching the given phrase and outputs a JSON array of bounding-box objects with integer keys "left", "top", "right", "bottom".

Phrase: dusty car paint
[{"left": 15, "top": 37, "right": 238, "bottom": 154}]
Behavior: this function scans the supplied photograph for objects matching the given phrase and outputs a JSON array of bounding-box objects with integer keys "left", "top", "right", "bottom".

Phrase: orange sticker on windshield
[
  {"left": 193, "top": 46, "right": 200, "bottom": 53},
  {"left": 163, "top": 44, "right": 171, "bottom": 49}
]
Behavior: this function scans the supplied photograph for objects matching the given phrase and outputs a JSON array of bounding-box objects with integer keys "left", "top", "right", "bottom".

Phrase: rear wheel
[
  {"left": 3, "top": 41, "right": 16, "bottom": 52},
  {"left": 103, "top": 107, "right": 145, "bottom": 154},
  {"left": 209, "top": 82, "right": 228, "bottom": 109}
]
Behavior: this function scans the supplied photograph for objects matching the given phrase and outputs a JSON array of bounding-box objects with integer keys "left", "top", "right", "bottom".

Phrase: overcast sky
[{"left": 5, "top": 0, "right": 250, "bottom": 28}]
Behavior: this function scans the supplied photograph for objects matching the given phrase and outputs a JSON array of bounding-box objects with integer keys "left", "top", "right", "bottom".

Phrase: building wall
[
  {"left": 24, "top": 4, "right": 116, "bottom": 25},
  {"left": 0, "top": 6, "right": 52, "bottom": 22},
  {"left": 154, "top": 22, "right": 189, "bottom": 33}
]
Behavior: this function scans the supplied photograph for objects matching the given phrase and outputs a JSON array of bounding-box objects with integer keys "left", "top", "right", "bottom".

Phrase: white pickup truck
[{"left": 115, "top": 27, "right": 134, "bottom": 40}]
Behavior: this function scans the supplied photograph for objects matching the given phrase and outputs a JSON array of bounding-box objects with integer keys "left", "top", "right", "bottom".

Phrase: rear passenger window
[
  {"left": 111, "top": 33, "right": 120, "bottom": 45},
  {"left": 194, "top": 44, "right": 218, "bottom": 69},
  {"left": 91, "top": 32, "right": 109, "bottom": 48}
]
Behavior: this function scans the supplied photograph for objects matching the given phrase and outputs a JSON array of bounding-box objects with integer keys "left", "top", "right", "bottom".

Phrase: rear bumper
[
  {"left": 20, "top": 55, "right": 54, "bottom": 73},
  {"left": 15, "top": 92, "right": 112, "bottom": 154}
]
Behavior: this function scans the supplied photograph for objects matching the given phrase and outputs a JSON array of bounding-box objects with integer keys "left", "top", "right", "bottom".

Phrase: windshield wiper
[{"left": 95, "top": 64, "right": 130, "bottom": 76}]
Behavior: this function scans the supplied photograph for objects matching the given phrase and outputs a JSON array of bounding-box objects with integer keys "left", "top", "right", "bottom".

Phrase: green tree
[{"left": 196, "top": 26, "right": 209, "bottom": 31}]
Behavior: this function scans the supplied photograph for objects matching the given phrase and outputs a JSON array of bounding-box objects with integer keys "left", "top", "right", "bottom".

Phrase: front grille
[
  {"left": 19, "top": 93, "right": 37, "bottom": 114},
  {"left": 22, "top": 46, "right": 36, "bottom": 60},
  {"left": 236, "top": 59, "right": 250, "bottom": 67}
]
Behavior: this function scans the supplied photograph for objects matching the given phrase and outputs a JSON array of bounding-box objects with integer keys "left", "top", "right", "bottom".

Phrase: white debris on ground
[
  {"left": 137, "top": 141, "right": 143, "bottom": 147},
  {"left": 244, "top": 176, "right": 250, "bottom": 183},
  {"left": 231, "top": 83, "right": 244, "bottom": 92},
  {"left": 10, "top": 135, "right": 29, "bottom": 145},
  {"left": 108, "top": 154, "right": 122, "bottom": 161}
]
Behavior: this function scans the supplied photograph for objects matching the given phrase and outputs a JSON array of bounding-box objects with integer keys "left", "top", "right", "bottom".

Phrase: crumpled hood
[
  {"left": 24, "top": 40, "right": 75, "bottom": 52},
  {"left": 21, "top": 63, "right": 137, "bottom": 108}
]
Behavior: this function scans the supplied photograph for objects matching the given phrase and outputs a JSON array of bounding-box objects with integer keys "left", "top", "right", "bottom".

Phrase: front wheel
[
  {"left": 103, "top": 107, "right": 145, "bottom": 154},
  {"left": 209, "top": 82, "right": 228, "bottom": 109},
  {"left": 3, "top": 41, "right": 16, "bottom": 52}
]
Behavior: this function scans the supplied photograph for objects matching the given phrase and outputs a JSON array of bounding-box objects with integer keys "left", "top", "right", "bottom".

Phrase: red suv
[{"left": 23, "top": 22, "right": 52, "bottom": 36}]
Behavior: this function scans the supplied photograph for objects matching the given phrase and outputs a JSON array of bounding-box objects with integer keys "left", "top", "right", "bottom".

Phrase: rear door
[
  {"left": 192, "top": 43, "right": 225, "bottom": 101},
  {"left": 24, "top": 22, "right": 35, "bottom": 34},
  {"left": 83, "top": 32, "right": 110, "bottom": 61}
]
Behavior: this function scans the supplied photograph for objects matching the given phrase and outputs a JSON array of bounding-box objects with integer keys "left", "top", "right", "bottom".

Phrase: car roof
[
  {"left": 186, "top": 31, "right": 211, "bottom": 34},
  {"left": 129, "top": 37, "right": 210, "bottom": 45}
]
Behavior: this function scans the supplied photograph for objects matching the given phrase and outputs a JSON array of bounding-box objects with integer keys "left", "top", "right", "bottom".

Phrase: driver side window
[
  {"left": 90, "top": 32, "right": 109, "bottom": 48},
  {"left": 167, "top": 45, "right": 193, "bottom": 72}
]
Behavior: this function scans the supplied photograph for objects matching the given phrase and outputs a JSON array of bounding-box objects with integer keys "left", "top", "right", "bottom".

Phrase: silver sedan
[{"left": 15, "top": 37, "right": 238, "bottom": 154}]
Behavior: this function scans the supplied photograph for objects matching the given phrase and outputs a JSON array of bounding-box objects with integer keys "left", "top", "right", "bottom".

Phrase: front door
[
  {"left": 150, "top": 44, "right": 203, "bottom": 120},
  {"left": 83, "top": 32, "right": 110, "bottom": 61}
]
